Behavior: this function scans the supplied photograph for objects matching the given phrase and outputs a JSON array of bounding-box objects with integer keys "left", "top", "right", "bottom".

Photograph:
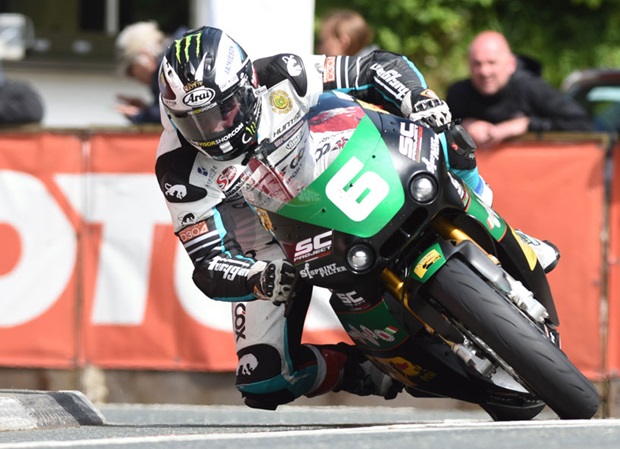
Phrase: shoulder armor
[
  {"left": 271, "top": 54, "right": 308, "bottom": 97},
  {"left": 155, "top": 148, "right": 207, "bottom": 203}
]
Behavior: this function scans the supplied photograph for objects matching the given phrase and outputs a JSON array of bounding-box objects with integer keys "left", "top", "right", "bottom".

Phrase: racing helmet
[{"left": 158, "top": 26, "right": 260, "bottom": 160}]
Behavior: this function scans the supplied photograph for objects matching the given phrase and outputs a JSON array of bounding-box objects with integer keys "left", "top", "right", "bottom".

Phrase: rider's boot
[
  {"left": 306, "top": 343, "right": 402, "bottom": 399},
  {"left": 514, "top": 230, "right": 560, "bottom": 274}
]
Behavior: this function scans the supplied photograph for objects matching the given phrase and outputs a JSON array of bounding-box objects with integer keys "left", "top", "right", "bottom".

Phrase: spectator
[
  {"left": 317, "top": 9, "right": 378, "bottom": 57},
  {"left": 0, "top": 71, "right": 44, "bottom": 124},
  {"left": 114, "top": 21, "right": 172, "bottom": 124},
  {"left": 446, "top": 30, "right": 592, "bottom": 148}
]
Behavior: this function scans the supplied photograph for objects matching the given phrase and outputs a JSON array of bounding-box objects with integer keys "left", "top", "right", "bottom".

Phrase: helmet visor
[{"left": 169, "top": 83, "right": 256, "bottom": 147}]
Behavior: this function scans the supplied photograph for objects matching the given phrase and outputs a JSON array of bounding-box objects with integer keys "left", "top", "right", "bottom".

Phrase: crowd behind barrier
[{"left": 0, "top": 128, "right": 617, "bottom": 405}]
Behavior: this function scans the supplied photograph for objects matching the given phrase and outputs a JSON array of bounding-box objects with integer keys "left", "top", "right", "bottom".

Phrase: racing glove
[
  {"left": 248, "top": 260, "right": 298, "bottom": 306},
  {"left": 402, "top": 88, "right": 452, "bottom": 129}
]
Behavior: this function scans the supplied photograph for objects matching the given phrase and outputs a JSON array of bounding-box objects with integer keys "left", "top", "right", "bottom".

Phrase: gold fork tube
[{"left": 379, "top": 215, "right": 495, "bottom": 334}]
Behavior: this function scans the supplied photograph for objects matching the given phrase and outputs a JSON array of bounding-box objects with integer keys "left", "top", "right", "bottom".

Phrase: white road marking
[{"left": 0, "top": 419, "right": 617, "bottom": 448}]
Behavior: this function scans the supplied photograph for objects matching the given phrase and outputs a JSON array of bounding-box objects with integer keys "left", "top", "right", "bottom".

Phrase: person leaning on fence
[{"left": 446, "top": 30, "right": 592, "bottom": 149}]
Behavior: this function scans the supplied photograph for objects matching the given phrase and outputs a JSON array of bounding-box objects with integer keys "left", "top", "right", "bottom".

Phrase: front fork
[
  {"left": 379, "top": 216, "right": 502, "bottom": 374},
  {"left": 379, "top": 215, "right": 554, "bottom": 373},
  {"left": 380, "top": 216, "right": 549, "bottom": 331},
  {"left": 380, "top": 215, "right": 492, "bottom": 306}
]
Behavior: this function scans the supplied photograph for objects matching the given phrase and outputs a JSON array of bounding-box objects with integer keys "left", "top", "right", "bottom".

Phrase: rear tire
[{"left": 424, "top": 259, "right": 599, "bottom": 419}]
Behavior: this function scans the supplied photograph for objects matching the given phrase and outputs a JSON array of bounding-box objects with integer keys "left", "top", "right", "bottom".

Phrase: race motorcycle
[{"left": 240, "top": 91, "right": 600, "bottom": 421}]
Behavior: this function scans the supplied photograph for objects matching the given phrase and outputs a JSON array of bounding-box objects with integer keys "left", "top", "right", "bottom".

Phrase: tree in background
[{"left": 315, "top": 0, "right": 620, "bottom": 96}]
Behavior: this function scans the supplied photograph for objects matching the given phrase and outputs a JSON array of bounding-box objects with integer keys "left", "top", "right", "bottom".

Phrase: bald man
[{"left": 446, "top": 30, "right": 591, "bottom": 148}]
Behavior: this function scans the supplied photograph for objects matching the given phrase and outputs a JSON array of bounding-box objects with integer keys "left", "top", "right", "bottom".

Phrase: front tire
[{"left": 424, "top": 258, "right": 599, "bottom": 419}]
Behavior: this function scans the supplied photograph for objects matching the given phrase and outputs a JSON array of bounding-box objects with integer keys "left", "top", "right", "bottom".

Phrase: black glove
[
  {"left": 445, "top": 123, "right": 477, "bottom": 170},
  {"left": 402, "top": 89, "right": 452, "bottom": 129},
  {"left": 248, "top": 260, "right": 298, "bottom": 306}
]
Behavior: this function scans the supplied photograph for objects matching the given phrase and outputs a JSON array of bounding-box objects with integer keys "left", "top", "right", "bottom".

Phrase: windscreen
[{"left": 242, "top": 94, "right": 366, "bottom": 213}]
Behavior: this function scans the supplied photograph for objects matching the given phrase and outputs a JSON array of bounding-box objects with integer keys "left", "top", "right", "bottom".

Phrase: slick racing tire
[{"left": 424, "top": 259, "right": 599, "bottom": 420}]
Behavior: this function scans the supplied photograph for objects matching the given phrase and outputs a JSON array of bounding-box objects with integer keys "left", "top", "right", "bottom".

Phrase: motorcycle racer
[{"left": 155, "top": 26, "right": 557, "bottom": 410}]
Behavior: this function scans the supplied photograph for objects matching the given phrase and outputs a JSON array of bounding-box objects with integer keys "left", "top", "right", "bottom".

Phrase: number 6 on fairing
[{"left": 325, "top": 156, "right": 389, "bottom": 221}]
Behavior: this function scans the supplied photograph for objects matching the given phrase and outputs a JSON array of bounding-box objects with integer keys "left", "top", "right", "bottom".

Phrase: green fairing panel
[
  {"left": 278, "top": 115, "right": 405, "bottom": 238},
  {"left": 464, "top": 184, "right": 508, "bottom": 241}
]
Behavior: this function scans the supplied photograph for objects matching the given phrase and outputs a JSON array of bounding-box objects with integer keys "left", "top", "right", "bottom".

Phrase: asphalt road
[{"left": 0, "top": 403, "right": 618, "bottom": 449}]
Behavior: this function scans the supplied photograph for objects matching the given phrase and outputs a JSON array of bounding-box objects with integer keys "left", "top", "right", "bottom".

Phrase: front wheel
[{"left": 423, "top": 258, "right": 599, "bottom": 419}]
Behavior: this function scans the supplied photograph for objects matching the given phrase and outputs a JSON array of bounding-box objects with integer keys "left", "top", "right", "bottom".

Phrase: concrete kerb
[{"left": 0, "top": 390, "right": 106, "bottom": 432}]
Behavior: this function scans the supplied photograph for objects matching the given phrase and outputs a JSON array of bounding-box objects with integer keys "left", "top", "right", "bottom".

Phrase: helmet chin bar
[{"left": 158, "top": 26, "right": 261, "bottom": 160}]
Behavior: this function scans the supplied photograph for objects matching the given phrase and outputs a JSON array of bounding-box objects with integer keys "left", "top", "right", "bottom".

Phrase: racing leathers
[{"left": 155, "top": 50, "right": 485, "bottom": 409}]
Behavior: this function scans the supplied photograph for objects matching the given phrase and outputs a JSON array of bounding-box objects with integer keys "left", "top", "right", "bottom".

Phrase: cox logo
[{"left": 183, "top": 87, "right": 216, "bottom": 107}]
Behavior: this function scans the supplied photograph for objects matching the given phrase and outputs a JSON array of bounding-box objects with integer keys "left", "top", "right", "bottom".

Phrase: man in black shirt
[{"left": 446, "top": 30, "right": 591, "bottom": 148}]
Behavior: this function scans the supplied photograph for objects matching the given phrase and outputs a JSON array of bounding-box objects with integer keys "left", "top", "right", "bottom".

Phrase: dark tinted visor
[{"left": 170, "top": 84, "right": 256, "bottom": 144}]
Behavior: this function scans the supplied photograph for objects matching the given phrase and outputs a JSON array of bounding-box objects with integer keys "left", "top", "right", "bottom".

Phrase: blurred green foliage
[{"left": 315, "top": 0, "right": 620, "bottom": 96}]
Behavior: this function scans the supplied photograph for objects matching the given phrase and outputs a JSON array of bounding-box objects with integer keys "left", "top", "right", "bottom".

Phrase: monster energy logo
[
  {"left": 175, "top": 32, "right": 202, "bottom": 63},
  {"left": 242, "top": 122, "right": 258, "bottom": 144}
]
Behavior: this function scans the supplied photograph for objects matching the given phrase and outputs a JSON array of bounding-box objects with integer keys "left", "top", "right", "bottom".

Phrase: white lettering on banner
[
  {"left": 0, "top": 170, "right": 76, "bottom": 326},
  {"left": 55, "top": 174, "right": 170, "bottom": 325},
  {"left": 0, "top": 171, "right": 343, "bottom": 332}
]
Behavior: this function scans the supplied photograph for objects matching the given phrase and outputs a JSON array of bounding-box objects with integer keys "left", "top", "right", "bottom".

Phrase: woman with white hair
[{"left": 115, "top": 21, "right": 184, "bottom": 124}]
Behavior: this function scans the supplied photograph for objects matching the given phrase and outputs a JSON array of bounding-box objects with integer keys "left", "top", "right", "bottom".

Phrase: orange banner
[
  {"left": 0, "top": 132, "right": 83, "bottom": 367},
  {"left": 606, "top": 140, "right": 620, "bottom": 375},
  {"left": 0, "top": 131, "right": 612, "bottom": 379}
]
